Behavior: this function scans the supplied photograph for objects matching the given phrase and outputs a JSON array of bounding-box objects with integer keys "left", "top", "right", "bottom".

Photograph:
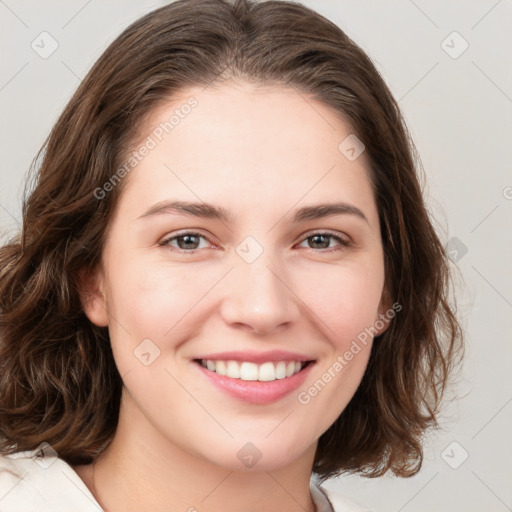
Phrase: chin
[{"left": 195, "top": 437, "right": 314, "bottom": 473}]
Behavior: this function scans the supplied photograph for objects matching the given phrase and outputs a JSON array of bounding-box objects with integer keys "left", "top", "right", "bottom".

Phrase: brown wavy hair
[{"left": 0, "top": 0, "right": 463, "bottom": 480}]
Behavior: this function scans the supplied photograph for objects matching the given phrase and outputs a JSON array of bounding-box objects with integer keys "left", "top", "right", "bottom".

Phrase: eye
[
  {"left": 297, "top": 232, "right": 350, "bottom": 253},
  {"left": 159, "top": 232, "right": 212, "bottom": 253}
]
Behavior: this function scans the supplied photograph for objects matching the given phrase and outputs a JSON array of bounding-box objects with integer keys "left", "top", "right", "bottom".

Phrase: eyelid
[
  {"left": 299, "top": 229, "right": 351, "bottom": 244},
  {"left": 159, "top": 230, "right": 214, "bottom": 249}
]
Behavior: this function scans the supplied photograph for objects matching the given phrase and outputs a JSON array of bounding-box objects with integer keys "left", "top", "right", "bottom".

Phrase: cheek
[
  {"left": 290, "top": 262, "right": 382, "bottom": 415},
  {"left": 103, "top": 259, "right": 216, "bottom": 372},
  {"left": 293, "top": 260, "right": 385, "bottom": 345}
]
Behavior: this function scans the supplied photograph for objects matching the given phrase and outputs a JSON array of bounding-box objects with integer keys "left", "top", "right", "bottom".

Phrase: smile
[
  {"left": 196, "top": 359, "right": 310, "bottom": 382},
  {"left": 193, "top": 357, "right": 315, "bottom": 405}
]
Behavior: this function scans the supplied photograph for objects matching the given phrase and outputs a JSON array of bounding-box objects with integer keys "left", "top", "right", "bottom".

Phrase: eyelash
[{"left": 159, "top": 231, "right": 350, "bottom": 255}]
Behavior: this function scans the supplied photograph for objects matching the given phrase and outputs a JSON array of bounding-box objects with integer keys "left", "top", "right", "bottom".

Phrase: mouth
[
  {"left": 193, "top": 358, "right": 314, "bottom": 382},
  {"left": 192, "top": 357, "right": 316, "bottom": 405}
]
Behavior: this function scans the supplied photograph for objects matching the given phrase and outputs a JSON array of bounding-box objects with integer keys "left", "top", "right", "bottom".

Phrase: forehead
[
  {"left": 132, "top": 79, "right": 363, "bottom": 165},
  {"left": 115, "top": 80, "right": 377, "bottom": 226}
]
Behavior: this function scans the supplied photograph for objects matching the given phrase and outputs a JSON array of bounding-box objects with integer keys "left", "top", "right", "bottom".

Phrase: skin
[{"left": 74, "top": 80, "right": 391, "bottom": 512}]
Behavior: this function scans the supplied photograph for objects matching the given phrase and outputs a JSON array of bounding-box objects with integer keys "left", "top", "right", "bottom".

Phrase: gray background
[{"left": 1, "top": 1, "right": 511, "bottom": 511}]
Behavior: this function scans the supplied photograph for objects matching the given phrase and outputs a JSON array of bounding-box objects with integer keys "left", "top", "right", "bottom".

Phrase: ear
[
  {"left": 373, "top": 283, "right": 394, "bottom": 337},
  {"left": 77, "top": 265, "right": 109, "bottom": 327}
]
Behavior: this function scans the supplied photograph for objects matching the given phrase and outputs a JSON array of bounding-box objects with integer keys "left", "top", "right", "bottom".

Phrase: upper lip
[{"left": 193, "top": 350, "right": 315, "bottom": 364}]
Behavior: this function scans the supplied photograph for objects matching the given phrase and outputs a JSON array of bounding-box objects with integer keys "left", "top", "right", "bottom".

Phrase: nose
[{"left": 219, "top": 255, "right": 301, "bottom": 335}]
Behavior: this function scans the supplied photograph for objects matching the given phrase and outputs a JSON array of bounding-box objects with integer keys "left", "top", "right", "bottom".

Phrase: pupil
[
  {"left": 180, "top": 235, "right": 198, "bottom": 249},
  {"left": 311, "top": 234, "right": 328, "bottom": 248}
]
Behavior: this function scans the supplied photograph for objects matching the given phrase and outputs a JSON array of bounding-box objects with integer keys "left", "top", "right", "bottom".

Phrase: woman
[{"left": 0, "top": 0, "right": 463, "bottom": 510}]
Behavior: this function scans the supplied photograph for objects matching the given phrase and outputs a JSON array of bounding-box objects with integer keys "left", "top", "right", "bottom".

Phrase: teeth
[
  {"left": 216, "top": 360, "right": 226, "bottom": 376},
  {"left": 240, "top": 362, "right": 259, "bottom": 381},
  {"left": 226, "top": 360, "right": 240, "bottom": 379},
  {"left": 199, "top": 359, "right": 306, "bottom": 381},
  {"left": 258, "top": 362, "right": 275, "bottom": 382},
  {"left": 275, "top": 361, "right": 287, "bottom": 379}
]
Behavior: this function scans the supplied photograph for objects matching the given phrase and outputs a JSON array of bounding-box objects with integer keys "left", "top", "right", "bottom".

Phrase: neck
[{"left": 77, "top": 392, "right": 318, "bottom": 512}]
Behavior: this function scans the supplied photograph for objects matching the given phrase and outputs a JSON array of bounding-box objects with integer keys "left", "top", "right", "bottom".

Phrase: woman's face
[{"left": 84, "top": 80, "right": 390, "bottom": 471}]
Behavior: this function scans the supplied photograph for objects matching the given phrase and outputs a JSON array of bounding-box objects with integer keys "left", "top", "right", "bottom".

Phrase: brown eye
[
  {"left": 298, "top": 232, "right": 350, "bottom": 252},
  {"left": 160, "top": 232, "right": 210, "bottom": 253}
]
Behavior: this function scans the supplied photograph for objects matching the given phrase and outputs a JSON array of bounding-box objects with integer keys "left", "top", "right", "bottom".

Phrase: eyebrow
[{"left": 136, "top": 200, "right": 369, "bottom": 224}]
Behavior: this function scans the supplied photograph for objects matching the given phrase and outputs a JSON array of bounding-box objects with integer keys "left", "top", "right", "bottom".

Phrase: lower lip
[{"left": 194, "top": 361, "right": 314, "bottom": 405}]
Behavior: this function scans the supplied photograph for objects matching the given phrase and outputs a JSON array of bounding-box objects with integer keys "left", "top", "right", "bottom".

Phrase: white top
[{"left": 0, "top": 450, "right": 371, "bottom": 511}]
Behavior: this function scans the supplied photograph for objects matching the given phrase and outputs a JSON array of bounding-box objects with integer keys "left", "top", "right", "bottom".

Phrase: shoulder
[
  {"left": 0, "top": 450, "right": 37, "bottom": 497},
  {"left": 311, "top": 478, "right": 373, "bottom": 512},
  {"left": 0, "top": 448, "right": 102, "bottom": 511}
]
